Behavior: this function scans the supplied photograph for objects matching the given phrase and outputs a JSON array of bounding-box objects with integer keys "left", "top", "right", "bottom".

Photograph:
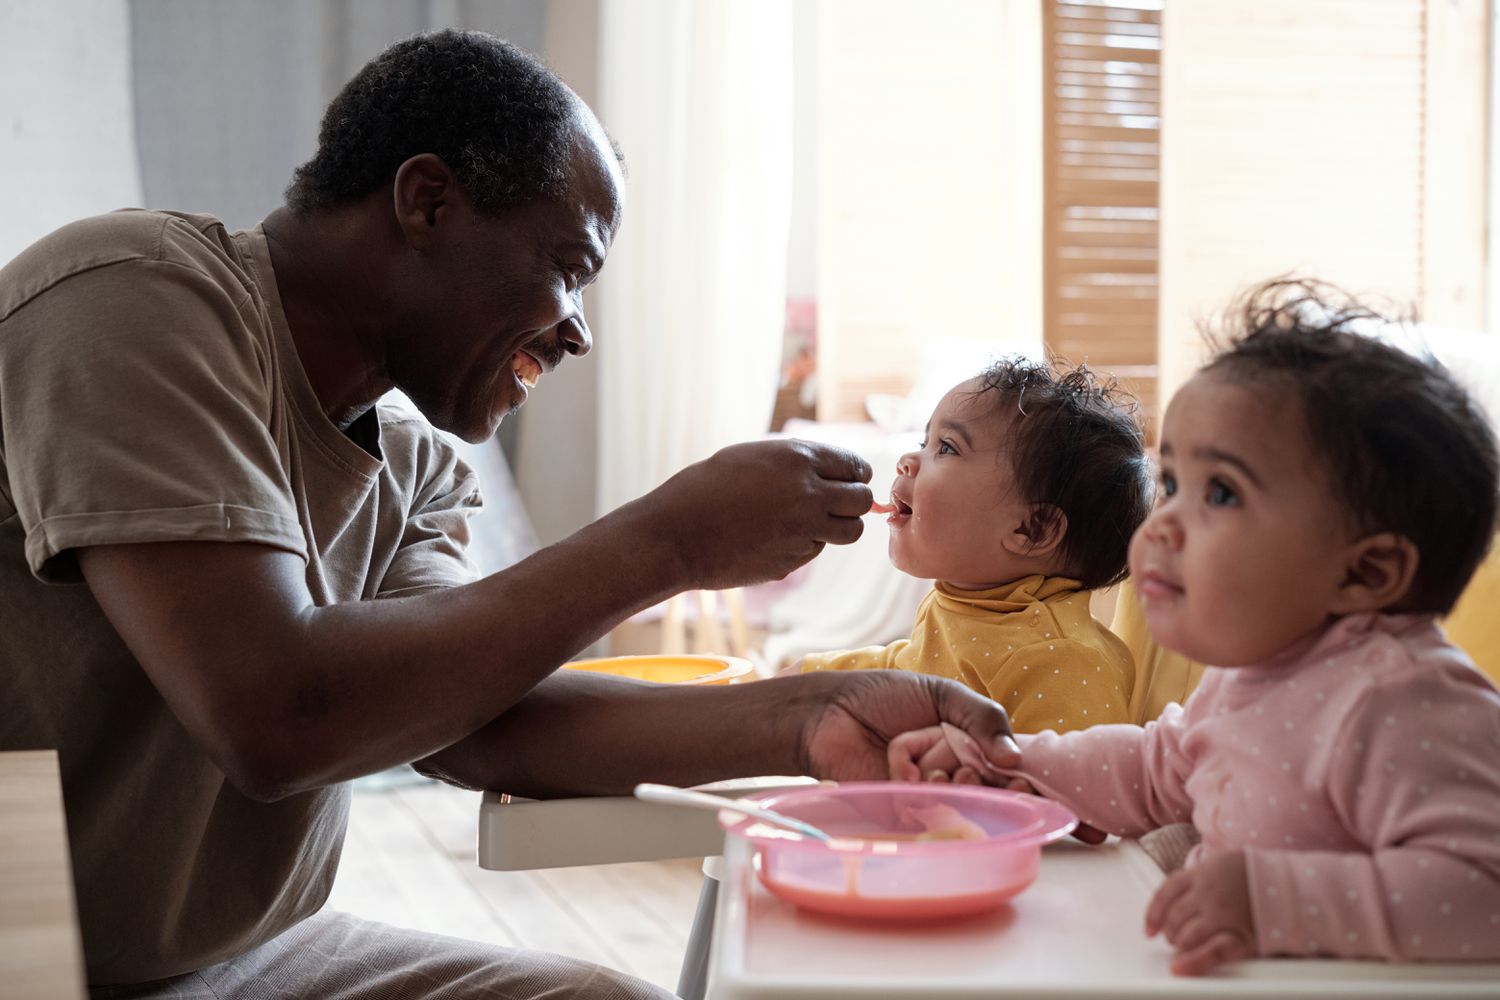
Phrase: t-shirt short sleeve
[
  {"left": 1, "top": 241, "right": 306, "bottom": 582},
  {"left": 372, "top": 412, "right": 484, "bottom": 598}
]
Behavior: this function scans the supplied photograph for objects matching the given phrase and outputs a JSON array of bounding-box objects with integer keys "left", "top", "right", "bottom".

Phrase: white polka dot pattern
[{"left": 1001, "top": 614, "right": 1500, "bottom": 963}]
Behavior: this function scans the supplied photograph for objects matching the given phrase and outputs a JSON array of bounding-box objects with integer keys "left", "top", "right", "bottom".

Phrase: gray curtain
[
  {"left": 129, "top": 0, "right": 546, "bottom": 230},
  {"left": 128, "top": 0, "right": 550, "bottom": 573}
]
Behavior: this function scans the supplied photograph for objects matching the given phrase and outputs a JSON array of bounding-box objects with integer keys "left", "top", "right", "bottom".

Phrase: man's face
[{"left": 393, "top": 128, "right": 624, "bottom": 443}]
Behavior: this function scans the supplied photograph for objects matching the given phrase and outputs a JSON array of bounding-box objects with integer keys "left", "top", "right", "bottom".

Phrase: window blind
[{"left": 1042, "top": 0, "right": 1163, "bottom": 433}]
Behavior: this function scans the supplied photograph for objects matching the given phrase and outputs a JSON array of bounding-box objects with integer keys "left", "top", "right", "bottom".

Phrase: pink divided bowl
[{"left": 718, "top": 782, "right": 1076, "bottom": 921}]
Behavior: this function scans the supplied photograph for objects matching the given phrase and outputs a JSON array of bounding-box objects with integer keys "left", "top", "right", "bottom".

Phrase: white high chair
[{"left": 477, "top": 777, "right": 816, "bottom": 999}]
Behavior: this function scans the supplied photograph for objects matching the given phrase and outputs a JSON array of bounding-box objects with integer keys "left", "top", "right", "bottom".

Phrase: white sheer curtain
[
  {"left": 593, "top": 0, "right": 794, "bottom": 514},
  {"left": 0, "top": 0, "right": 142, "bottom": 266}
]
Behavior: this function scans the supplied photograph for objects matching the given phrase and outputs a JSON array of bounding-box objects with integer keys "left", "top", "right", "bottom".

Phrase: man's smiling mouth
[{"left": 510, "top": 349, "right": 543, "bottom": 389}]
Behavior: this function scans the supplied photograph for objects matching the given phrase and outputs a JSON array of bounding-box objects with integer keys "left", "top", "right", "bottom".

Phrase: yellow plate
[{"left": 563, "top": 654, "right": 754, "bottom": 685}]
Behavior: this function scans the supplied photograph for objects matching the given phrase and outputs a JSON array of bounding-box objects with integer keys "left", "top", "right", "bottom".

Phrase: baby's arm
[
  {"left": 799, "top": 639, "right": 910, "bottom": 673},
  {"left": 1007, "top": 708, "right": 1197, "bottom": 838},
  {"left": 1245, "top": 668, "right": 1500, "bottom": 961}
]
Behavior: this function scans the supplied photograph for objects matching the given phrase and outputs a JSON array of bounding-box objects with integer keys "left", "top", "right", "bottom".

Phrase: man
[{"left": 0, "top": 30, "right": 1017, "bottom": 999}]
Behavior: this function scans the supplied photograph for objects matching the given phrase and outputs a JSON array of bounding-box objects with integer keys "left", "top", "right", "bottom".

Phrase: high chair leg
[{"left": 675, "top": 869, "right": 719, "bottom": 1000}]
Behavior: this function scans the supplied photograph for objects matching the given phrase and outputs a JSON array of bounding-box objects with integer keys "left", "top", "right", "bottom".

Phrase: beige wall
[
  {"left": 815, "top": 0, "right": 1043, "bottom": 421},
  {"left": 1157, "top": 0, "right": 1489, "bottom": 402}
]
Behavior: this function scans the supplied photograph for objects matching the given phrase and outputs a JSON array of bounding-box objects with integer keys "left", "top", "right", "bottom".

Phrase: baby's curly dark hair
[
  {"left": 973, "top": 358, "right": 1153, "bottom": 589},
  {"left": 1202, "top": 279, "right": 1500, "bottom": 614},
  {"left": 286, "top": 30, "right": 584, "bottom": 215}
]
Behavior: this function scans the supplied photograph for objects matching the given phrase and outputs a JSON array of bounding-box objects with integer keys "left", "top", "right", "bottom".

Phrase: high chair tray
[
  {"left": 478, "top": 776, "right": 818, "bottom": 871},
  {"left": 710, "top": 836, "right": 1500, "bottom": 999}
]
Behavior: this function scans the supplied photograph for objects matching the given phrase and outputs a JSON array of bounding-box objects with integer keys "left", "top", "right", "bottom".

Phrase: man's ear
[
  {"left": 1331, "top": 532, "right": 1420, "bottom": 614},
  {"left": 392, "top": 153, "right": 458, "bottom": 252},
  {"left": 1006, "top": 503, "right": 1068, "bottom": 558}
]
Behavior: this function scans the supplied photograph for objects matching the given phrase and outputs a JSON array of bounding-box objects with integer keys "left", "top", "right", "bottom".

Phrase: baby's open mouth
[{"left": 893, "top": 497, "right": 913, "bottom": 516}]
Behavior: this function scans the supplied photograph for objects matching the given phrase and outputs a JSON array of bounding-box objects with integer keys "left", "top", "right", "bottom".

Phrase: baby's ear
[
  {"left": 1010, "top": 503, "right": 1068, "bottom": 557},
  {"left": 1332, "top": 531, "right": 1419, "bottom": 614}
]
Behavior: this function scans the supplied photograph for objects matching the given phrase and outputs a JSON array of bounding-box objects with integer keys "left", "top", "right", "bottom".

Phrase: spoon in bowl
[{"left": 633, "top": 783, "right": 833, "bottom": 843}]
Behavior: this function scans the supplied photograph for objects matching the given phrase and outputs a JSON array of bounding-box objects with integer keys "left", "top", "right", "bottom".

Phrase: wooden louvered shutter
[{"left": 1042, "top": 0, "right": 1162, "bottom": 435}]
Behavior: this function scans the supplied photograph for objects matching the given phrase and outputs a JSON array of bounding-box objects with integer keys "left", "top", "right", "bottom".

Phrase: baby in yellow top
[{"left": 800, "top": 358, "right": 1153, "bottom": 733}]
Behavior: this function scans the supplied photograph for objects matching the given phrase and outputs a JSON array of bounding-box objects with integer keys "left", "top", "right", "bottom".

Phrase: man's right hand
[{"left": 636, "top": 439, "right": 874, "bottom": 591}]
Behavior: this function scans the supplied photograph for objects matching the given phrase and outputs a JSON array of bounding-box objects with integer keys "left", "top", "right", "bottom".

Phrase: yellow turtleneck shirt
[{"left": 800, "top": 575, "right": 1134, "bottom": 733}]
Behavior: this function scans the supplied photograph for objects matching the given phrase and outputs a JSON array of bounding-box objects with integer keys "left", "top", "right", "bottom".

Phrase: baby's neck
[{"left": 938, "top": 570, "right": 1072, "bottom": 594}]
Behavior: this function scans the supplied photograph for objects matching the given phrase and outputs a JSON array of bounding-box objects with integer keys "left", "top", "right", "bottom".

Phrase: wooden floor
[{"left": 325, "top": 776, "right": 703, "bottom": 992}]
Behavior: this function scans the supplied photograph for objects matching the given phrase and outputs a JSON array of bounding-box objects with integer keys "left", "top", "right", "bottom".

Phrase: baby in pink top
[{"left": 892, "top": 280, "right": 1500, "bottom": 974}]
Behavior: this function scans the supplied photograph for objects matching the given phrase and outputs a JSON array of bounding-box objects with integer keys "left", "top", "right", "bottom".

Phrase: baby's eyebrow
[
  {"left": 934, "top": 418, "right": 975, "bottom": 450},
  {"left": 1192, "top": 445, "right": 1264, "bottom": 489}
]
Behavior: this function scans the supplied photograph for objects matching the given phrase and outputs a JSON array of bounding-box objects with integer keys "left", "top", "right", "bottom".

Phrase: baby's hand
[
  {"left": 888, "top": 723, "right": 1012, "bottom": 784},
  {"left": 1144, "top": 850, "right": 1255, "bottom": 976},
  {"left": 887, "top": 725, "right": 968, "bottom": 782}
]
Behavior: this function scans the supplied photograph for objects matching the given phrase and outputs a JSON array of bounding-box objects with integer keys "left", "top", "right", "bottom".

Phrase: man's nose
[{"left": 559, "top": 308, "right": 592, "bottom": 358}]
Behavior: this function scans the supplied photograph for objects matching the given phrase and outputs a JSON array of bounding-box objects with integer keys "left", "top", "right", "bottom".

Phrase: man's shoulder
[{"left": 0, "top": 210, "right": 244, "bottom": 323}]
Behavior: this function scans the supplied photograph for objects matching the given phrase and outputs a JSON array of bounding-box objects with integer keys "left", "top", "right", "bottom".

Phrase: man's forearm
[
  {"left": 415, "top": 670, "right": 834, "bottom": 797},
  {"left": 80, "top": 440, "right": 874, "bottom": 801},
  {"left": 81, "top": 500, "right": 688, "bottom": 800}
]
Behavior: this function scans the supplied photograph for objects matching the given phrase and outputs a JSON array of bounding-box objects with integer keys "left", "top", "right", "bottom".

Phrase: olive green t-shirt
[{"left": 0, "top": 210, "right": 482, "bottom": 985}]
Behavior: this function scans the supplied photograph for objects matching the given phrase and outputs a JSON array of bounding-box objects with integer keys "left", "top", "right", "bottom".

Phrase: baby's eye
[
  {"left": 1159, "top": 471, "right": 1177, "bottom": 497},
  {"left": 937, "top": 440, "right": 958, "bottom": 456},
  {"left": 1206, "top": 478, "right": 1239, "bottom": 507}
]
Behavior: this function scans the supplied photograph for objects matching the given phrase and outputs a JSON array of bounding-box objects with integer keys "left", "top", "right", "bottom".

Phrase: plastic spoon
[
  {"left": 869, "top": 500, "right": 897, "bottom": 515},
  {"left": 633, "top": 783, "right": 834, "bottom": 843}
]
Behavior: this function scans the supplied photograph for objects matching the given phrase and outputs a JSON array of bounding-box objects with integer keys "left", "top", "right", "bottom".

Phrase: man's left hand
[{"left": 798, "top": 673, "right": 1020, "bottom": 782}]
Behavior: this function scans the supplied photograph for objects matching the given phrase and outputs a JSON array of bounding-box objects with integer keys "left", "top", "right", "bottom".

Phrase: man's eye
[{"left": 1206, "top": 478, "right": 1239, "bottom": 507}]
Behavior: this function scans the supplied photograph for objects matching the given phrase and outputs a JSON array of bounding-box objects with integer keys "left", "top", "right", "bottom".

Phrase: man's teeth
[{"left": 511, "top": 351, "right": 542, "bottom": 388}]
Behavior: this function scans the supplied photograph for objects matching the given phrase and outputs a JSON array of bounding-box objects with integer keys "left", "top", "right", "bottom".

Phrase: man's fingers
[
  {"left": 796, "top": 541, "right": 826, "bottom": 569},
  {"left": 798, "top": 440, "right": 872, "bottom": 484},
  {"left": 1144, "top": 871, "right": 1192, "bottom": 937},
  {"left": 827, "top": 481, "right": 877, "bottom": 518},
  {"left": 930, "top": 679, "right": 1020, "bottom": 769},
  {"left": 819, "top": 511, "right": 866, "bottom": 546}
]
